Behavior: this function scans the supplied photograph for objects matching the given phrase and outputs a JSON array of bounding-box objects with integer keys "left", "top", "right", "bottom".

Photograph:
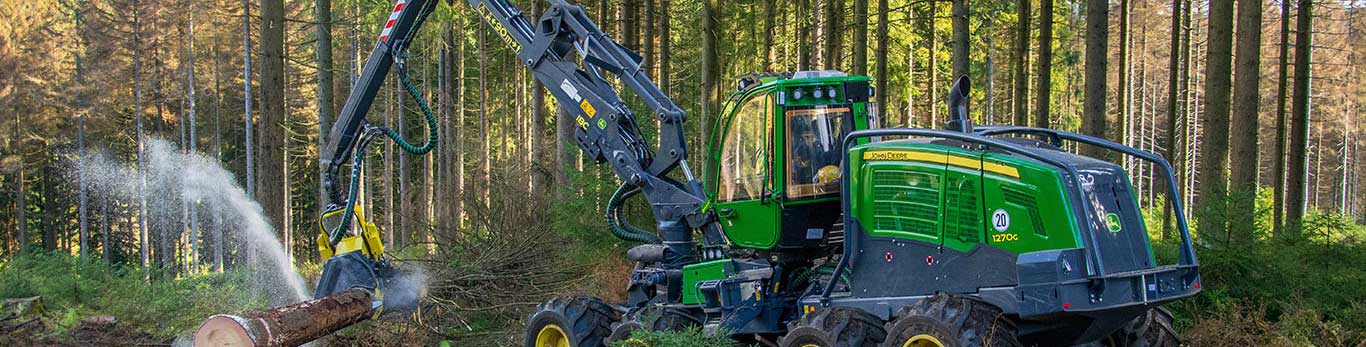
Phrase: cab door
[{"left": 711, "top": 94, "right": 780, "bottom": 250}]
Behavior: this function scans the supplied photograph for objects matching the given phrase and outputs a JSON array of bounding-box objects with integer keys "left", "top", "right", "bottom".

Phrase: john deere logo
[{"left": 1105, "top": 213, "right": 1123, "bottom": 233}]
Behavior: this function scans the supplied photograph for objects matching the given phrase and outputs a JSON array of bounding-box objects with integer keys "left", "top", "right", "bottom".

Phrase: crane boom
[{"left": 320, "top": 0, "right": 720, "bottom": 276}]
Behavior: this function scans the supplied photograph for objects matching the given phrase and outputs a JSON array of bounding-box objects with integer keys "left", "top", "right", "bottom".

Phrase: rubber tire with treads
[
  {"left": 1097, "top": 307, "right": 1180, "bottom": 347},
  {"left": 524, "top": 296, "right": 620, "bottom": 347},
  {"left": 880, "top": 294, "right": 1021, "bottom": 347},
  {"left": 606, "top": 306, "right": 702, "bottom": 344},
  {"left": 779, "top": 307, "right": 887, "bottom": 347}
]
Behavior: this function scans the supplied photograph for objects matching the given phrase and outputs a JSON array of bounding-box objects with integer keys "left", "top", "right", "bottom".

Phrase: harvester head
[{"left": 314, "top": 204, "right": 422, "bottom": 315}]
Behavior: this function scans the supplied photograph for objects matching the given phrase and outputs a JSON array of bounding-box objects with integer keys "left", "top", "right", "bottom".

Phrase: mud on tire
[
  {"left": 606, "top": 306, "right": 703, "bottom": 344},
  {"left": 780, "top": 307, "right": 887, "bottom": 347},
  {"left": 524, "top": 296, "right": 620, "bottom": 347},
  {"left": 880, "top": 294, "right": 1021, "bottom": 347}
]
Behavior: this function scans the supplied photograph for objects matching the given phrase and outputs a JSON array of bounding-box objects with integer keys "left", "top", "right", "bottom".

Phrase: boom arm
[{"left": 321, "top": 0, "right": 719, "bottom": 267}]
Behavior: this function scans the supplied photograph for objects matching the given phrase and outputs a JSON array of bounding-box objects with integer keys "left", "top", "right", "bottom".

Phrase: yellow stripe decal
[{"left": 862, "top": 150, "right": 1020, "bottom": 179}]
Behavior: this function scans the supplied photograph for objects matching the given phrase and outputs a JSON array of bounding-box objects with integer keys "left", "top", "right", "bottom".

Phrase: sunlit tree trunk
[
  {"left": 1034, "top": 0, "right": 1053, "bottom": 128},
  {"left": 1286, "top": 0, "right": 1315, "bottom": 233},
  {"left": 1228, "top": 0, "right": 1263, "bottom": 242},
  {"left": 1273, "top": 0, "right": 1292, "bottom": 236},
  {"left": 1080, "top": 0, "right": 1107, "bottom": 159},
  {"left": 257, "top": 0, "right": 286, "bottom": 250},
  {"left": 315, "top": 0, "right": 334, "bottom": 218},
  {"left": 1198, "top": 0, "right": 1234, "bottom": 241}
]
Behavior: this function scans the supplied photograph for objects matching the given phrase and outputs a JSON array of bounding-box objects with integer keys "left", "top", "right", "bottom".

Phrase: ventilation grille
[
  {"left": 1003, "top": 186, "right": 1047, "bottom": 237},
  {"left": 871, "top": 169, "right": 940, "bottom": 237},
  {"left": 946, "top": 178, "right": 980, "bottom": 242}
]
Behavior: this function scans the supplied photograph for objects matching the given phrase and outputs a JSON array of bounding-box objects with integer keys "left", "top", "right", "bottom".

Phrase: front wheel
[
  {"left": 779, "top": 307, "right": 887, "bottom": 347},
  {"left": 1099, "top": 307, "right": 1180, "bottom": 347},
  {"left": 525, "top": 296, "right": 620, "bottom": 347},
  {"left": 879, "top": 294, "right": 1020, "bottom": 347}
]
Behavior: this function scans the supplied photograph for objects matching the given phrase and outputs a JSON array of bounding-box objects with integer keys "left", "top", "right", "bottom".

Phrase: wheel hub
[
  {"left": 535, "top": 325, "right": 571, "bottom": 347},
  {"left": 902, "top": 334, "right": 945, "bottom": 347}
]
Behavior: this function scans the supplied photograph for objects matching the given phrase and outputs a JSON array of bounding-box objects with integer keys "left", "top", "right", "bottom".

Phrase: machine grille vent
[
  {"left": 947, "top": 179, "right": 980, "bottom": 242},
  {"left": 1002, "top": 186, "right": 1047, "bottom": 236},
  {"left": 871, "top": 169, "right": 940, "bottom": 237}
]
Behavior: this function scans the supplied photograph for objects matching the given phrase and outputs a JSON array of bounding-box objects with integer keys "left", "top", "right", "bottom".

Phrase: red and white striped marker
[{"left": 378, "top": 0, "right": 407, "bottom": 42}]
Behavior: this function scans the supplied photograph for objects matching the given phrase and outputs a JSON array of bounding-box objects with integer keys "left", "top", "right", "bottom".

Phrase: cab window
[
  {"left": 786, "top": 106, "right": 852, "bottom": 198},
  {"left": 719, "top": 95, "right": 772, "bottom": 202}
]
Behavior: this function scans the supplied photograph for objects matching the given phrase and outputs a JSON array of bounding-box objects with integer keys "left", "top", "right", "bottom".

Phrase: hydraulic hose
[
  {"left": 329, "top": 62, "right": 437, "bottom": 247},
  {"left": 606, "top": 183, "right": 662, "bottom": 244}
]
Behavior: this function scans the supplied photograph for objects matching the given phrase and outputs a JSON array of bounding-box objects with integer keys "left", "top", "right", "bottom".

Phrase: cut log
[{"left": 194, "top": 288, "right": 374, "bottom": 347}]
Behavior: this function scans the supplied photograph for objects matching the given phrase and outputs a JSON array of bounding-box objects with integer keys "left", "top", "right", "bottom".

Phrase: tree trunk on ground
[
  {"left": 194, "top": 288, "right": 373, "bottom": 347},
  {"left": 1198, "top": 0, "right": 1234, "bottom": 241},
  {"left": 1273, "top": 0, "right": 1292, "bottom": 236},
  {"left": 1228, "top": 0, "right": 1263, "bottom": 242},
  {"left": 1162, "top": 0, "right": 1183, "bottom": 238},
  {"left": 1081, "top": 0, "right": 1108, "bottom": 159},
  {"left": 258, "top": 0, "right": 285, "bottom": 244},
  {"left": 1034, "top": 0, "right": 1053, "bottom": 128},
  {"left": 951, "top": 0, "right": 967, "bottom": 80},
  {"left": 1286, "top": 0, "right": 1314, "bottom": 233},
  {"left": 1013, "top": 0, "right": 1030, "bottom": 126}
]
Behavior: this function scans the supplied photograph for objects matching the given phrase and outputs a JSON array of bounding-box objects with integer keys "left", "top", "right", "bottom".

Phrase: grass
[{"left": 0, "top": 253, "right": 268, "bottom": 340}]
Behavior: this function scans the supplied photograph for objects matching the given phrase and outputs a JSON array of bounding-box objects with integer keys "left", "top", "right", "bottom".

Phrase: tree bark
[
  {"left": 1118, "top": 0, "right": 1131, "bottom": 154},
  {"left": 257, "top": 0, "right": 285, "bottom": 245},
  {"left": 822, "top": 0, "right": 842, "bottom": 70},
  {"left": 1273, "top": 0, "right": 1292, "bottom": 236},
  {"left": 1286, "top": 0, "right": 1314, "bottom": 232},
  {"left": 315, "top": 0, "right": 334, "bottom": 220},
  {"left": 530, "top": 0, "right": 546, "bottom": 199},
  {"left": 1034, "top": 0, "right": 1053, "bottom": 128},
  {"left": 798, "top": 0, "right": 812, "bottom": 71},
  {"left": 950, "top": 0, "right": 968, "bottom": 80},
  {"left": 702, "top": 0, "right": 719, "bottom": 167},
  {"left": 1013, "top": 0, "right": 1030, "bottom": 126},
  {"left": 927, "top": 0, "right": 938, "bottom": 126},
  {"left": 1162, "top": 0, "right": 1183, "bottom": 238},
  {"left": 194, "top": 288, "right": 373, "bottom": 347},
  {"left": 1198, "top": 0, "right": 1234, "bottom": 240},
  {"left": 853, "top": 0, "right": 868, "bottom": 75},
  {"left": 1228, "top": 0, "right": 1263, "bottom": 241},
  {"left": 875, "top": 0, "right": 888, "bottom": 122},
  {"left": 1081, "top": 0, "right": 1108, "bottom": 159}
]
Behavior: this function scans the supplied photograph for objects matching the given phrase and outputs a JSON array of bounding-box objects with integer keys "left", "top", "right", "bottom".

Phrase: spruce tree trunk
[
  {"left": 1034, "top": 0, "right": 1053, "bottom": 129},
  {"left": 950, "top": 0, "right": 968, "bottom": 80},
  {"left": 1081, "top": 0, "right": 1108, "bottom": 159},
  {"left": 1013, "top": 0, "right": 1030, "bottom": 126},
  {"left": 798, "top": 0, "right": 812, "bottom": 71},
  {"left": 1228, "top": 0, "right": 1263, "bottom": 241},
  {"left": 258, "top": 0, "right": 286, "bottom": 245},
  {"left": 1198, "top": 0, "right": 1234, "bottom": 240},
  {"left": 876, "top": 0, "right": 888, "bottom": 121},
  {"left": 1273, "top": 0, "right": 1292, "bottom": 236},
  {"left": 701, "top": 0, "right": 719, "bottom": 167},
  {"left": 853, "top": 0, "right": 868, "bottom": 75},
  {"left": 1286, "top": 0, "right": 1314, "bottom": 232},
  {"left": 315, "top": 0, "right": 334, "bottom": 218},
  {"left": 530, "top": 0, "right": 546, "bottom": 199},
  {"left": 1162, "top": 0, "right": 1183, "bottom": 238}
]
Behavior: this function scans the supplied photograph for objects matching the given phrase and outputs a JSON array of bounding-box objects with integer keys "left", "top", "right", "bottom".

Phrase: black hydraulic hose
[
  {"left": 328, "top": 129, "right": 377, "bottom": 246},
  {"left": 606, "top": 183, "right": 662, "bottom": 244}
]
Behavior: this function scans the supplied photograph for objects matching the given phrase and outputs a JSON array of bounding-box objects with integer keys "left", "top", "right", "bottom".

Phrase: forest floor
[{"left": 4, "top": 203, "right": 1366, "bottom": 346}]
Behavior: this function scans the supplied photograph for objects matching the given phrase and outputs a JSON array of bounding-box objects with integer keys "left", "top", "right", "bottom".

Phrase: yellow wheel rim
[
  {"left": 535, "top": 325, "right": 571, "bottom": 347},
  {"left": 902, "top": 334, "right": 946, "bottom": 347},
  {"left": 802, "top": 344, "right": 822, "bottom": 347}
]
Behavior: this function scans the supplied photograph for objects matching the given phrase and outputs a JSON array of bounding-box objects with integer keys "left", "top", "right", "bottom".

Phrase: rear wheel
[
  {"left": 1100, "top": 307, "right": 1180, "bottom": 347},
  {"left": 879, "top": 294, "right": 1020, "bottom": 347},
  {"left": 606, "top": 306, "right": 702, "bottom": 344},
  {"left": 524, "top": 296, "right": 620, "bottom": 347},
  {"left": 779, "top": 307, "right": 887, "bottom": 347}
]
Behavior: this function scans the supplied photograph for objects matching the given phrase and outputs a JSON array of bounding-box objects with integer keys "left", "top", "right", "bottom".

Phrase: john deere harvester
[{"left": 300, "top": 0, "right": 1202, "bottom": 346}]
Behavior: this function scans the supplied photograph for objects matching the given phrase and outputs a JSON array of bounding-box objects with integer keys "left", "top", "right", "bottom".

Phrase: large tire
[
  {"left": 880, "top": 294, "right": 1021, "bottom": 347},
  {"left": 1098, "top": 307, "right": 1180, "bottom": 347},
  {"left": 780, "top": 307, "right": 887, "bottom": 347},
  {"left": 525, "top": 296, "right": 620, "bottom": 347},
  {"left": 606, "top": 306, "right": 703, "bottom": 344}
]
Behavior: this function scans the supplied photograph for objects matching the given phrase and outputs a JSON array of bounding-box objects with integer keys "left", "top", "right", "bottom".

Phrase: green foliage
[
  {"left": 0, "top": 252, "right": 267, "bottom": 339},
  {"left": 610, "top": 328, "right": 748, "bottom": 347}
]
